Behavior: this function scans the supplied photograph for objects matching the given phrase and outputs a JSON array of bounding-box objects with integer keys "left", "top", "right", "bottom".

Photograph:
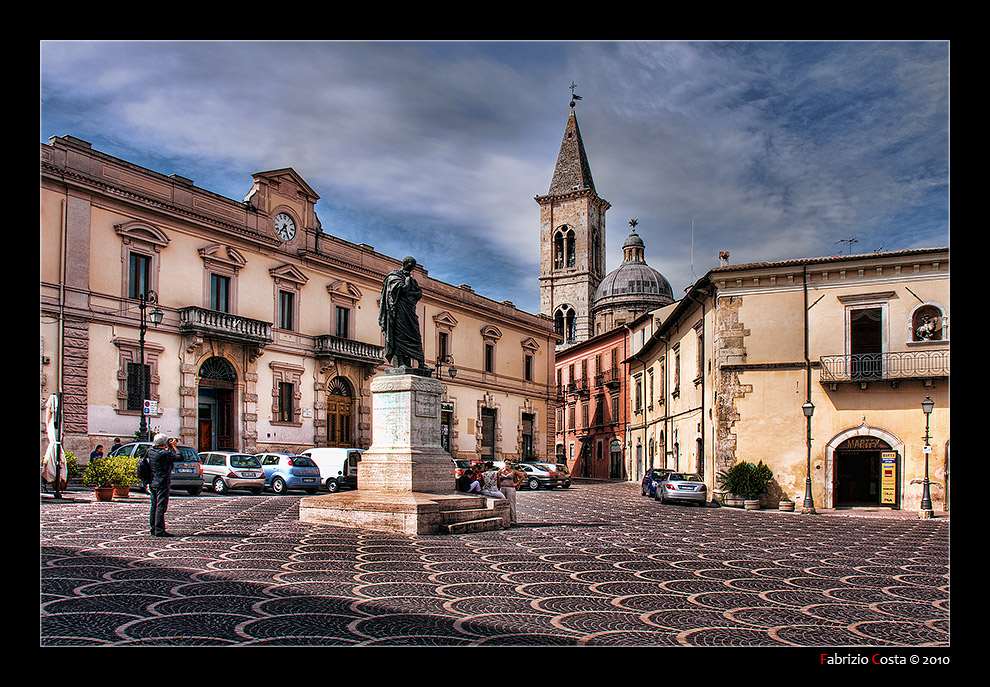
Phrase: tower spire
[{"left": 548, "top": 90, "right": 595, "bottom": 196}]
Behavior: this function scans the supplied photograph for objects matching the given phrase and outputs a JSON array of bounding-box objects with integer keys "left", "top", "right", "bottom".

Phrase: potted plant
[
  {"left": 716, "top": 463, "right": 748, "bottom": 507},
  {"left": 112, "top": 455, "right": 140, "bottom": 497},
  {"left": 82, "top": 457, "right": 121, "bottom": 501},
  {"left": 717, "top": 461, "right": 774, "bottom": 510}
]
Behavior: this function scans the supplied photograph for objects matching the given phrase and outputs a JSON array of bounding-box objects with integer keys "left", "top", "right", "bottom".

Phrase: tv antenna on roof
[{"left": 836, "top": 237, "right": 858, "bottom": 254}]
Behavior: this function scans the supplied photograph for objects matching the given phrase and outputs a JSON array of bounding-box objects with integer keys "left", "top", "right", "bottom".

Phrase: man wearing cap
[{"left": 147, "top": 434, "right": 178, "bottom": 537}]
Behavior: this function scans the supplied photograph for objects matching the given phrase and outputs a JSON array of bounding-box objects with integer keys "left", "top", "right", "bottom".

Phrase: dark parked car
[
  {"left": 641, "top": 468, "right": 674, "bottom": 497},
  {"left": 515, "top": 462, "right": 559, "bottom": 490},
  {"left": 531, "top": 462, "right": 571, "bottom": 488},
  {"left": 655, "top": 472, "right": 707, "bottom": 505},
  {"left": 109, "top": 441, "right": 204, "bottom": 495}
]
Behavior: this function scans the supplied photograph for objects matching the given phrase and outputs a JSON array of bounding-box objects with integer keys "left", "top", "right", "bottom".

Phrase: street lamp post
[
  {"left": 919, "top": 394, "right": 934, "bottom": 517},
  {"left": 137, "top": 290, "right": 164, "bottom": 441},
  {"left": 435, "top": 354, "right": 457, "bottom": 381},
  {"left": 802, "top": 400, "right": 816, "bottom": 514}
]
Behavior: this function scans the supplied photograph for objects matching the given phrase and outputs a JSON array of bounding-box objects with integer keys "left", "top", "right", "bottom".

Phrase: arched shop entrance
[{"left": 826, "top": 426, "right": 903, "bottom": 509}]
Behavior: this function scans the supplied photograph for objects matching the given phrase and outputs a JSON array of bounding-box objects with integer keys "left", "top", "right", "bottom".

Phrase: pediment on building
[
  {"left": 433, "top": 311, "right": 459, "bottom": 328},
  {"left": 198, "top": 243, "right": 247, "bottom": 270},
  {"left": 327, "top": 279, "right": 363, "bottom": 303},
  {"left": 251, "top": 168, "right": 320, "bottom": 202},
  {"left": 480, "top": 325, "right": 503, "bottom": 341},
  {"left": 115, "top": 220, "right": 170, "bottom": 249},
  {"left": 269, "top": 263, "right": 309, "bottom": 285}
]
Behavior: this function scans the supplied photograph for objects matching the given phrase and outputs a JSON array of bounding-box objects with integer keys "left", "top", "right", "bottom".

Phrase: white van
[{"left": 300, "top": 448, "right": 363, "bottom": 492}]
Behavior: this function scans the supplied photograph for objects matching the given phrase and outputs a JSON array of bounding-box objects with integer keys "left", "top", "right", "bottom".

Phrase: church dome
[{"left": 593, "top": 229, "right": 674, "bottom": 306}]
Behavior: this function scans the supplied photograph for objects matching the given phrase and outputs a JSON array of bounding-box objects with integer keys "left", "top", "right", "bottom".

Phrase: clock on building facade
[{"left": 274, "top": 212, "right": 296, "bottom": 242}]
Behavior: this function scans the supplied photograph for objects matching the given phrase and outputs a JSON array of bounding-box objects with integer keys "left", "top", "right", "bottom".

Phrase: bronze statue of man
[{"left": 379, "top": 256, "right": 428, "bottom": 370}]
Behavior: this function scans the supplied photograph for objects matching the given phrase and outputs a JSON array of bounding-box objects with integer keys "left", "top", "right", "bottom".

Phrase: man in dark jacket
[{"left": 147, "top": 434, "right": 178, "bottom": 536}]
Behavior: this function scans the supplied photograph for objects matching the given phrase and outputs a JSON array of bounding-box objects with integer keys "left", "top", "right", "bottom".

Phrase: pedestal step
[
  {"left": 299, "top": 490, "right": 510, "bottom": 535},
  {"left": 444, "top": 517, "right": 507, "bottom": 534}
]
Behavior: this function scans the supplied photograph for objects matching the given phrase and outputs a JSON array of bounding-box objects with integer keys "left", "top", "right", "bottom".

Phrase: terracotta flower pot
[
  {"left": 744, "top": 499, "right": 761, "bottom": 510},
  {"left": 113, "top": 486, "right": 130, "bottom": 498},
  {"left": 94, "top": 486, "right": 115, "bottom": 502}
]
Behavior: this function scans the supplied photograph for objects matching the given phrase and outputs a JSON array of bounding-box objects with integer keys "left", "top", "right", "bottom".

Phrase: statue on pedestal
[{"left": 379, "top": 256, "right": 430, "bottom": 374}]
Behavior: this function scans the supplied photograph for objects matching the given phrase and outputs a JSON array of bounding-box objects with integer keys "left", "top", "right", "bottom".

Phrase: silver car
[
  {"left": 200, "top": 451, "right": 265, "bottom": 494},
  {"left": 656, "top": 472, "right": 707, "bottom": 506}
]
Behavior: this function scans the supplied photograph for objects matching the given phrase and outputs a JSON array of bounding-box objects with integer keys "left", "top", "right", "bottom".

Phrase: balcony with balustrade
[
  {"left": 178, "top": 306, "right": 274, "bottom": 347},
  {"left": 819, "top": 349, "right": 949, "bottom": 388},
  {"left": 314, "top": 334, "right": 384, "bottom": 367}
]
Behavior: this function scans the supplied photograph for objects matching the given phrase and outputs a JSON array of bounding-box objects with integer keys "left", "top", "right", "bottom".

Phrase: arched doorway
[
  {"left": 326, "top": 376, "right": 353, "bottom": 447},
  {"left": 826, "top": 425, "right": 903, "bottom": 509},
  {"left": 198, "top": 357, "right": 237, "bottom": 451}
]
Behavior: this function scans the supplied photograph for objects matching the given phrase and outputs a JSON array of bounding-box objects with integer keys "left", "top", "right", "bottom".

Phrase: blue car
[
  {"left": 256, "top": 453, "right": 322, "bottom": 494},
  {"left": 641, "top": 468, "right": 674, "bottom": 497}
]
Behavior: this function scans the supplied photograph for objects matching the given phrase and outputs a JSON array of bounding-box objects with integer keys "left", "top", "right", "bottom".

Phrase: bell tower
[{"left": 536, "top": 88, "right": 610, "bottom": 349}]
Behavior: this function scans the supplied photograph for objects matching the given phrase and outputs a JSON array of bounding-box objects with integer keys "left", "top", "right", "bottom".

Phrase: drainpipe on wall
[{"left": 802, "top": 263, "right": 817, "bottom": 513}]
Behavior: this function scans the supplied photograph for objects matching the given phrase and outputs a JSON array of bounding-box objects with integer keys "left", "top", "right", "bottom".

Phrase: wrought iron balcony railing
[
  {"left": 595, "top": 368, "right": 622, "bottom": 388},
  {"left": 819, "top": 350, "right": 949, "bottom": 384},
  {"left": 178, "top": 306, "right": 273, "bottom": 346}
]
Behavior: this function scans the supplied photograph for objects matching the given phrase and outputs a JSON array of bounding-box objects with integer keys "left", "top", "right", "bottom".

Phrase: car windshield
[
  {"left": 231, "top": 454, "right": 261, "bottom": 468},
  {"left": 669, "top": 473, "right": 702, "bottom": 482},
  {"left": 291, "top": 455, "right": 316, "bottom": 467}
]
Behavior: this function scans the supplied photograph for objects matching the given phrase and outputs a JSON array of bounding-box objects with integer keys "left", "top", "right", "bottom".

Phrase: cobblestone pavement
[{"left": 41, "top": 481, "right": 949, "bottom": 647}]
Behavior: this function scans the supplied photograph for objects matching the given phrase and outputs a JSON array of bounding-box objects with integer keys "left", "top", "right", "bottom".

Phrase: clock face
[{"left": 274, "top": 213, "right": 296, "bottom": 241}]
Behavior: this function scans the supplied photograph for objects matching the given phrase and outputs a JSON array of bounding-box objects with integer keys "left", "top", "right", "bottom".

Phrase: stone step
[
  {"left": 440, "top": 506, "right": 503, "bottom": 525},
  {"left": 443, "top": 517, "right": 507, "bottom": 534}
]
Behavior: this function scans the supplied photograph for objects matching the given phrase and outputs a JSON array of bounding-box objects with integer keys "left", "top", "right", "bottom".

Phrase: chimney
[{"left": 719, "top": 251, "right": 730, "bottom": 267}]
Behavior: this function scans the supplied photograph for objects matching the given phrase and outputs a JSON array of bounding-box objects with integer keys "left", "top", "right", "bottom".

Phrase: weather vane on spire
[{"left": 569, "top": 81, "right": 582, "bottom": 108}]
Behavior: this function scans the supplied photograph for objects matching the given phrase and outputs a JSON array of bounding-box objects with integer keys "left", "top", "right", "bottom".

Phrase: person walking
[
  {"left": 147, "top": 434, "right": 177, "bottom": 537},
  {"left": 497, "top": 461, "right": 524, "bottom": 525}
]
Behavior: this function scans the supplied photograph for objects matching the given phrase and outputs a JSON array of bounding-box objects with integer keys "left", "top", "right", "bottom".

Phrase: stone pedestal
[
  {"left": 358, "top": 373, "right": 456, "bottom": 494},
  {"left": 300, "top": 371, "right": 509, "bottom": 535}
]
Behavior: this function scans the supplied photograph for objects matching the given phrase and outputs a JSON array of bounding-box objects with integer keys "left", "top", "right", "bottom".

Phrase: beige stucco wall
[
  {"left": 715, "top": 256, "right": 949, "bottom": 510},
  {"left": 41, "top": 137, "right": 554, "bottom": 464}
]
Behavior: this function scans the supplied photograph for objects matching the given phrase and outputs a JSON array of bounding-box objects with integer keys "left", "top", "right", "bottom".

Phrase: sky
[{"left": 40, "top": 41, "right": 949, "bottom": 315}]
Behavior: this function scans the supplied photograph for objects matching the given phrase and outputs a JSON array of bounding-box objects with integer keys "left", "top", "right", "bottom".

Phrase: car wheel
[
  {"left": 212, "top": 477, "right": 227, "bottom": 494},
  {"left": 271, "top": 476, "right": 286, "bottom": 494},
  {"left": 527, "top": 477, "right": 540, "bottom": 490},
  {"left": 326, "top": 478, "right": 340, "bottom": 493},
  {"left": 657, "top": 489, "right": 666, "bottom": 504}
]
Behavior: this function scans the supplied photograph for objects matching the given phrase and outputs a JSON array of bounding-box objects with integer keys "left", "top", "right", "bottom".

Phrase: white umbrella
[{"left": 42, "top": 394, "right": 66, "bottom": 487}]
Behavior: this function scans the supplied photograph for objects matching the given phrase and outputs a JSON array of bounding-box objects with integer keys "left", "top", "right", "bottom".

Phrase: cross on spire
[{"left": 569, "top": 81, "right": 582, "bottom": 107}]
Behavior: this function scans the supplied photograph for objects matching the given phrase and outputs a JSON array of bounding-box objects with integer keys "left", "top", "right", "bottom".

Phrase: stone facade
[
  {"left": 536, "top": 106, "right": 609, "bottom": 349},
  {"left": 629, "top": 248, "right": 950, "bottom": 512},
  {"left": 40, "top": 135, "right": 555, "bottom": 467}
]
